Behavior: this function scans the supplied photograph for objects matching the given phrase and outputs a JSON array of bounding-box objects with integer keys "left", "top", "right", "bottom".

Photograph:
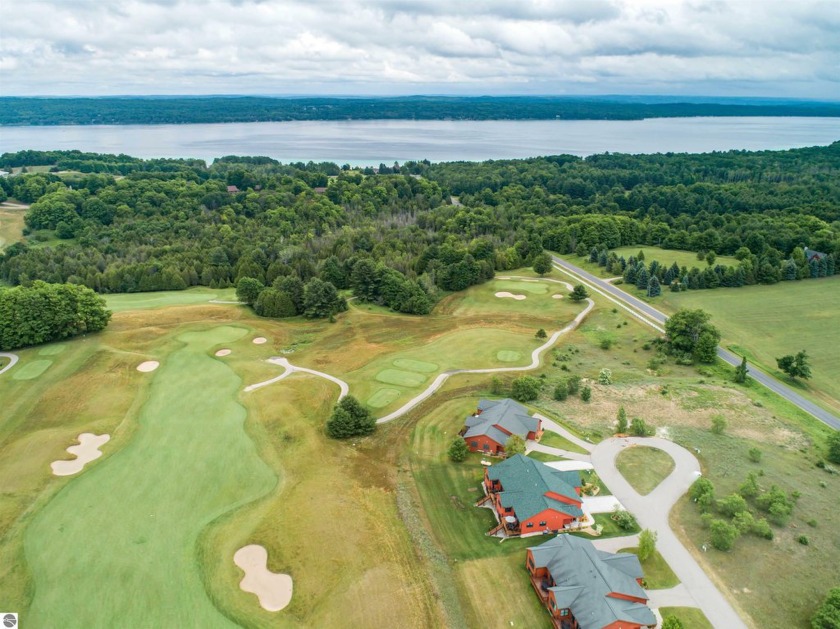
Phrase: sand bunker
[
  {"left": 51, "top": 433, "right": 110, "bottom": 476},
  {"left": 136, "top": 361, "right": 160, "bottom": 372},
  {"left": 215, "top": 349, "right": 232, "bottom": 357},
  {"left": 234, "top": 545, "right": 293, "bottom": 612},
  {"left": 553, "top": 293, "right": 565, "bottom": 299},
  {"left": 495, "top": 291, "right": 527, "bottom": 300},
  {"left": 253, "top": 337, "right": 267, "bottom": 345}
]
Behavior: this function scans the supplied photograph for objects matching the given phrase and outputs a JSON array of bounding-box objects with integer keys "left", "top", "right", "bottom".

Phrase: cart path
[
  {"left": 376, "top": 279, "right": 594, "bottom": 424},
  {"left": 244, "top": 356, "right": 349, "bottom": 399},
  {"left": 592, "top": 437, "right": 748, "bottom": 628},
  {"left": 0, "top": 352, "right": 20, "bottom": 376}
]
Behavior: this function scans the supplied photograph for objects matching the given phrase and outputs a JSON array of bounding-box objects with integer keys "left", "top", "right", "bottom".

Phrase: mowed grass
[
  {"left": 617, "top": 548, "right": 680, "bottom": 589},
  {"left": 23, "top": 325, "right": 279, "bottom": 628},
  {"left": 0, "top": 305, "right": 446, "bottom": 628},
  {"left": 538, "top": 430, "right": 590, "bottom": 455},
  {"left": 562, "top": 246, "right": 738, "bottom": 279},
  {"left": 660, "top": 607, "right": 714, "bottom": 629},
  {"left": 105, "top": 287, "right": 238, "bottom": 312},
  {"left": 616, "top": 446, "right": 676, "bottom": 495},
  {"left": 407, "top": 395, "right": 551, "bottom": 628},
  {"left": 659, "top": 276, "right": 840, "bottom": 414}
]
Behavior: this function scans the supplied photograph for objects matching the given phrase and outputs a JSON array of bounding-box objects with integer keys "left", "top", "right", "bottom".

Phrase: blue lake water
[{"left": 1, "top": 117, "right": 838, "bottom": 165}]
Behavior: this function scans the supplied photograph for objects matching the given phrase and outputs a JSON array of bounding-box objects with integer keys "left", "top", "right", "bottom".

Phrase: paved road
[
  {"left": 552, "top": 255, "right": 840, "bottom": 431},
  {"left": 592, "top": 437, "right": 748, "bottom": 629}
]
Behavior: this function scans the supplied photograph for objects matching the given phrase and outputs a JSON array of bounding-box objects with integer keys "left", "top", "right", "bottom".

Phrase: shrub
[
  {"left": 612, "top": 507, "right": 637, "bottom": 530},
  {"left": 600, "top": 338, "right": 614, "bottom": 350},
  {"left": 630, "top": 417, "right": 653, "bottom": 437},
  {"left": 751, "top": 517, "right": 773, "bottom": 540},
  {"left": 739, "top": 472, "right": 760, "bottom": 499},
  {"left": 811, "top": 587, "right": 840, "bottom": 629},
  {"left": 553, "top": 381, "right": 568, "bottom": 401},
  {"left": 448, "top": 438, "right": 469, "bottom": 462},
  {"left": 690, "top": 477, "right": 716, "bottom": 512},
  {"left": 798, "top": 535, "right": 810, "bottom": 546},
  {"left": 717, "top": 493, "right": 748, "bottom": 517},
  {"left": 732, "top": 510, "right": 755, "bottom": 534},
  {"left": 511, "top": 376, "right": 541, "bottom": 402},
  {"left": 827, "top": 432, "right": 840, "bottom": 465},
  {"left": 748, "top": 448, "right": 762, "bottom": 463},
  {"left": 580, "top": 386, "right": 592, "bottom": 402},
  {"left": 506, "top": 435, "right": 526, "bottom": 456},
  {"left": 616, "top": 406, "right": 628, "bottom": 434},
  {"left": 709, "top": 519, "right": 740, "bottom": 551},
  {"left": 490, "top": 376, "right": 504, "bottom": 395},
  {"left": 662, "top": 616, "right": 684, "bottom": 629},
  {"left": 566, "top": 375, "right": 581, "bottom": 395},
  {"left": 598, "top": 368, "right": 612, "bottom": 385},
  {"left": 535, "top": 328, "right": 547, "bottom": 340},
  {"left": 326, "top": 395, "right": 375, "bottom": 439},
  {"left": 638, "top": 529, "right": 657, "bottom": 561},
  {"left": 711, "top": 414, "right": 727, "bottom": 435},
  {"left": 808, "top": 519, "right": 818, "bottom": 528},
  {"left": 756, "top": 484, "right": 794, "bottom": 525}
]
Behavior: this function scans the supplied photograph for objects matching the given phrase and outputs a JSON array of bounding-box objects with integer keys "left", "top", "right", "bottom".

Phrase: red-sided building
[
  {"left": 461, "top": 398, "right": 543, "bottom": 455},
  {"left": 526, "top": 535, "right": 656, "bottom": 629}
]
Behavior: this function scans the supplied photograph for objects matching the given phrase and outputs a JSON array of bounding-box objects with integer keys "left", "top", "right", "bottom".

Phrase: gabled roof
[
  {"left": 464, "top": 398, "right": 540, "bottom": 444},
  {"left": 488, "top": 454, "right": 582, "bottom": 520},
  {"left": 804, "top": 247, "right": 826, "bottom": 262},
  {"left": 530, "top": 535, "right": 656, "bottom": 629}
]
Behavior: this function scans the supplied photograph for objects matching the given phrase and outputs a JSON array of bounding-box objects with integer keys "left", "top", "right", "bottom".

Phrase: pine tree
[
  {"left": 734, "top": 355, "right": 748, "bottom": 384},
  {"left": 617, "top": 406, "right": 628, "bottom": 433},
  {"left": 647, "top": 275, "right": 661, "bottom": 297},
  {"left": 636, "top": 265, "right": 650, "bottom": 290}
]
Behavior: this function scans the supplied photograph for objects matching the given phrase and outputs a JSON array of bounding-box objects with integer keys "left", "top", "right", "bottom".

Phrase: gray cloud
[{"left": 1, "top": 0, "right": 838, "bottom": 97}]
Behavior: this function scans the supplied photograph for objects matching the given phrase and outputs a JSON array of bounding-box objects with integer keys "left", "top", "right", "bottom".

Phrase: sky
[{"left": 1, "top": 0, "right": 839, "bottom": 98}]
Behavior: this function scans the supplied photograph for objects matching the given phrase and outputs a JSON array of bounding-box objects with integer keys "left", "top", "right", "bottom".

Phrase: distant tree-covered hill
[{"left": 1, "top": 96, "right": 839, "bottom": 126}]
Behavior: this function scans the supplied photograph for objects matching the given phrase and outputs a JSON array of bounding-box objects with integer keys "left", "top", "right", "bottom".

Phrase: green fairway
[
  {"left": 11, "top": 360, "right": 53, "bottom": 381},
  {"left": 616, "top": 446, "right": 675, "bottom": 495},
  {"left": 37, "top": 344, "right": 67, "bottom": 356},
  {"left": 104, "top": 287, "right": 238, "bottom": 312},
  {"left": 496, "top": 350, "right": 522, "bottom": 362},
  {"left": 393, "top": 358, "right": 439, "bottom": 373},
  {"left": 376, "top": 368, "right": 428, "bottom": 387},
  {"left": 23, "top": 325, "right": 276, "bottom": 628},
  {"left": 367, "top": 387, "right": 401, "bottom": 408},
  {"left": 659, "top": 276, "right": 840, "bottom": 414},
  {"left": 493, "top": 279, "right": 549, "bottom": 295}
]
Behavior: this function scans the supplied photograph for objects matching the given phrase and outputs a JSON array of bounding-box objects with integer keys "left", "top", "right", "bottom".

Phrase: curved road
[
  {"left": 552, "top": 255, "right": 840, "bottom": 431},
  {"left": 592, "top": 437, "right": 748, "bottom": 629},
  {"left": 243, "top": 356, "right": 349, "bottom": 399},
  {"left": 0, "top": 352, "right": 20, "bottom": 376}
]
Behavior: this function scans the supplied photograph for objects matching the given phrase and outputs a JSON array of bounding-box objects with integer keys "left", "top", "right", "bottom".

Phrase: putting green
[
  {"left": 12, "top": 360, "right": 53, "bottom": 381},
  {"left": 367, "top": 388, "right": 402, "bottom": 409},
  {"left": 496, "top": 350, "right": 523, "bottom": 362},
  {"left": 376, "top": 369, "right": 428, "bottom": 387},
  {"left": 23, "top": 325, "right": 276, "bottom": 628},
  {"left": 38, "top": 344, "right": 67, "bottom": 356},
  {"left": 492, "top": 280, "right": 549, "bottom": 295},
  {"left": 393, "top": 358, "right": 439, "bottom": 373}
]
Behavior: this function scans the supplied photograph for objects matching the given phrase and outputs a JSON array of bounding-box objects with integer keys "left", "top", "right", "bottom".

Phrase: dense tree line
[
  {"left": 2, "top": 96, "right": 838, "bottom": 126},
  {"left": 1, "top": 143, "right": 837, "bottom": 319},
  {"left": 0, "top": 281, "right": 111, "bottom": 350}
]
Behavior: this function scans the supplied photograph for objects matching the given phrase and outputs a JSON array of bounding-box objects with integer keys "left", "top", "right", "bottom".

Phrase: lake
[{"left": 1, "top": 117, "right": 838, "bottom": 165}]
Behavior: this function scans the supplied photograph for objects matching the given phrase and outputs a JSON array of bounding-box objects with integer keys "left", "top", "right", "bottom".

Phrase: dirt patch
[{"left": 234, "top": 545, "right": 293, "bottom": 612}]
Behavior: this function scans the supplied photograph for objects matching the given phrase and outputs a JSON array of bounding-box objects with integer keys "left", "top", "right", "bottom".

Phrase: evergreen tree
[
  {"left": 448, "top": 437, "right": 469, "bottom": 462},
  {"left": 636, "top": 265, "right": 649, "bottom": 290},
  {"left": 647, "top": 275, "right": 661, "bottom": 297},
  {"left": 616, "top": 406, "right": 628, "bottom": 433},
  {"left": 569, "top": 284, "right": 589, "bottom": 302},
  {"left": 589, "top": 247, "right": 599, "bottom": 263},
  {"left": 326, "top": 395, "right": 375, "bottom": 439},
  {"left": 734, "top": 355, "right": 748, "bottom": 383}
]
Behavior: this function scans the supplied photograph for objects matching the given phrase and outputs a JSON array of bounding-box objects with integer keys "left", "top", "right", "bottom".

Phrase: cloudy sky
[{"left": 2, "top": 0, "right": 839, "bottom": 98}]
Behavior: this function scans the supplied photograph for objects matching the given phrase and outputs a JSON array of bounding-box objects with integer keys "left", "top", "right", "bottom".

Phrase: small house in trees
[
  {"left": 478, "top": 454, "right": 583, "bottom": 537},
  {"left": 804, "top": 247, "right": 826, "bottom": 263},
  {"left": 526, "top": 535, "right": 656, "bottom": 629},
  {"left": 460, "top": 398, "right": 543, "bottom": 455},
  {"left": 226, "top": 185, "right": 240, "bottom": 194}
]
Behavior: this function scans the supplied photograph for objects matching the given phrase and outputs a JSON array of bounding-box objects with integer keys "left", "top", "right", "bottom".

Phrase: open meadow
[
  {"left": 1, "top": 266, "right": 838, "bottom": 629},
  {"left": 567, "top": 245, "right": 739, "bottom": 279},
  {"left": 658, "top": 276, "right": 840, "bottom": 415},
  {"left": 0, "top": 201, "right": 28, "bottom": 250}
]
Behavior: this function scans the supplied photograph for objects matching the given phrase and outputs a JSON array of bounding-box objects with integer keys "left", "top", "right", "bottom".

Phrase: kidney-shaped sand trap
[
  {"left": 136, "top": 361, "right": 160, "bottom": 372},
  {"left": 215, "top": 349, "right": 232, "bottom": 357},
  {"left": 252, "top": 337, "right": 267, "bottom": 345},
  {"left": 51, "top": 433, "right": 110, "bottom": 476},
  {"left": 495, "top": 291, "right": 526, "bottom": 300},
  {"left": 234, "top": 545, "right": 293, "bottom": 612}
]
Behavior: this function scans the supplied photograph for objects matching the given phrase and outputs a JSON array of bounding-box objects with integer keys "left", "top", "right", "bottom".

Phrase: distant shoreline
[{"left": 2, "top": 95, "right": 839, "bottom": 126}]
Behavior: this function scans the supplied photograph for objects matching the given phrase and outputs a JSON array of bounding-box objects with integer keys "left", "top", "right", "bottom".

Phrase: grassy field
[
  {"left": 616, "top": 446, "right": 676, "bottom": 495},
  {"left": 0, "top": 304, "right": 446, "bottom": 628},
  {"left": 538, "top": 430, "right": 590, "bottom": 454},
  {"left": 562, "top": 246, "right": 739, "bottom": 280},
  {"left": 658, "top": 276, "right": 840, "bottom": 415},
  {"left": 105, "top": 287, "right": 238, "bottom": 312},
  {"left": 660, "top": 607, "right": 714, "bottom": 629},
  {"left": 617, "top": 548, "right": 680, "bottom": 589},
  {"left": 0, "top": 202, "right": 27, "bottom": 250}
]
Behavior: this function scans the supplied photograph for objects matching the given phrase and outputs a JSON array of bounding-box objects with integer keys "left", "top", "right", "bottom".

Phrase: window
[
  {"left": 527, "top": 557, "right": 534, "bottom": 569},
  {"left": 526, "top": 522, "right": 534, "bottom": 528},
  {"left": 560, "top": 609, "right": 569, "bottom": 617},
  {"left": 470, "top": 441, "right": 478, "bottom": 448},
  {"left": 483, "top": 443, "right": 489, "bottom": 450},
  {"left": 539, "top": 521, "right": 547, "bottom": 526}
]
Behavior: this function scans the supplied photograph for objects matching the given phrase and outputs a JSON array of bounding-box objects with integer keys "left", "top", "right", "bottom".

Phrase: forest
[
  {"left": 1, "top": 96, "right": 839, "bottom": 126},
  {"left": 0, "top": 142, "right": 838, "bottom": 319}
]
